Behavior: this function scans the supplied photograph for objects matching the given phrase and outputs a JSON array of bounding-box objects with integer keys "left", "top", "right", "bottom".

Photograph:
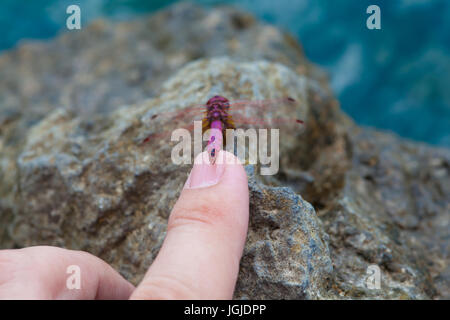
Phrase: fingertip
[{"left": 132, "top": 150, "right": 249, "bottom": 299}]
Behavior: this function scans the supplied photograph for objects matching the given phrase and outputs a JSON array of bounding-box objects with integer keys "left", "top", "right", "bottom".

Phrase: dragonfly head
[
  {"left": 207, "top": 95, "right": 228, "bottom": 105},
  {"left": 206, "top": 95, "right": 230, "bottom": 120}
]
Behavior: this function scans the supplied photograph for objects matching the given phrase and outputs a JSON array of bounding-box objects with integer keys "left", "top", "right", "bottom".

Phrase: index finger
[{"left": 131, "top": 151, "right": 249, "bottom": 299}]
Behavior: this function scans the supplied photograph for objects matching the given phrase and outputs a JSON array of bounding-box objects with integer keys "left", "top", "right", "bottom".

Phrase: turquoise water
[{"left": 1, "top": 0, "right": 449, "bottom": 147}]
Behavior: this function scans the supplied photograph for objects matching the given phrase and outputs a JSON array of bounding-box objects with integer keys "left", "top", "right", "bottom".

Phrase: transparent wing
[
  {"left": 138, "top": 103, "right": 206, "bottom": 150},
  {"left": 227, "top": 97, "right": 305, "bottom": 131},
  {"left": 137, "top": 97, "right": 306, "bottom": 162}
]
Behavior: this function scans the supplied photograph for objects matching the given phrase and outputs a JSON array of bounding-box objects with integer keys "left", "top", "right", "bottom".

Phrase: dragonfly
[{"left": 139, "top": 95, "right": 305, "bottom": 165}]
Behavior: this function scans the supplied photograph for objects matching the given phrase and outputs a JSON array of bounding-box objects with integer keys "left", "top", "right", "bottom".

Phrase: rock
[
  {"left": 237, "top": 166, "right": 332, "bottom": 299},
  {"left": 0, "top": 2, "right": 448, "bottom": 299}
]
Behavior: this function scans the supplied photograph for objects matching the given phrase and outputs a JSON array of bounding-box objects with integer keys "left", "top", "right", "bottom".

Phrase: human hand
[{"left": 0, "top": 150, "right": 249, "bottom": 299}]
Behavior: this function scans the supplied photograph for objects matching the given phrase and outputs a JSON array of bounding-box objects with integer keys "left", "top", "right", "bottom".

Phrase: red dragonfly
[{"left": 139, "top": 95, "right": 305, "bottom": 164}]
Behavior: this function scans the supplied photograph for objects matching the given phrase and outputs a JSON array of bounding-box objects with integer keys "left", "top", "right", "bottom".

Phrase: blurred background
[{"left": 1, "top": 0, "right": 449, "bottom": 147}]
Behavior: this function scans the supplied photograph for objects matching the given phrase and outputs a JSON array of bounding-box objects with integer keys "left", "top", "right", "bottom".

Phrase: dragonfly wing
[
  {"left": 139, "top": 103, "right": 206, "bottom": 151},
  {"left": 228, "top": 97, "right": 304, "bottom": 131},
  {"left": 222, "top": 98, "right": 306, "bottom": 171}
]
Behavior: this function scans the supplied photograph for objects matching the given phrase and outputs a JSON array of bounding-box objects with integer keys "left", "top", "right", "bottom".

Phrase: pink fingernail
[{"left": 184, "top": 151, "right": 225, "bottom": 189}]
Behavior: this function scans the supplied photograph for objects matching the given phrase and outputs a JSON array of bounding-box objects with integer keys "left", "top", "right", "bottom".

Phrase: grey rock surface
[{"left": 0, "top": 2, "right": 448, "bottom": 299}]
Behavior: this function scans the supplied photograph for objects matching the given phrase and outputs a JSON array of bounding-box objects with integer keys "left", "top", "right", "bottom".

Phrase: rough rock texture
[{"left": 0, "top": 3, "right": 448, "bottom": 299}]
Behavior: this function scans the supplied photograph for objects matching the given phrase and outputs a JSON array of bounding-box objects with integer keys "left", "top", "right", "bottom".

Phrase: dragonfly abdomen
[{"left": 203, "top": 95, "right": 236, "bottom": 164}]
